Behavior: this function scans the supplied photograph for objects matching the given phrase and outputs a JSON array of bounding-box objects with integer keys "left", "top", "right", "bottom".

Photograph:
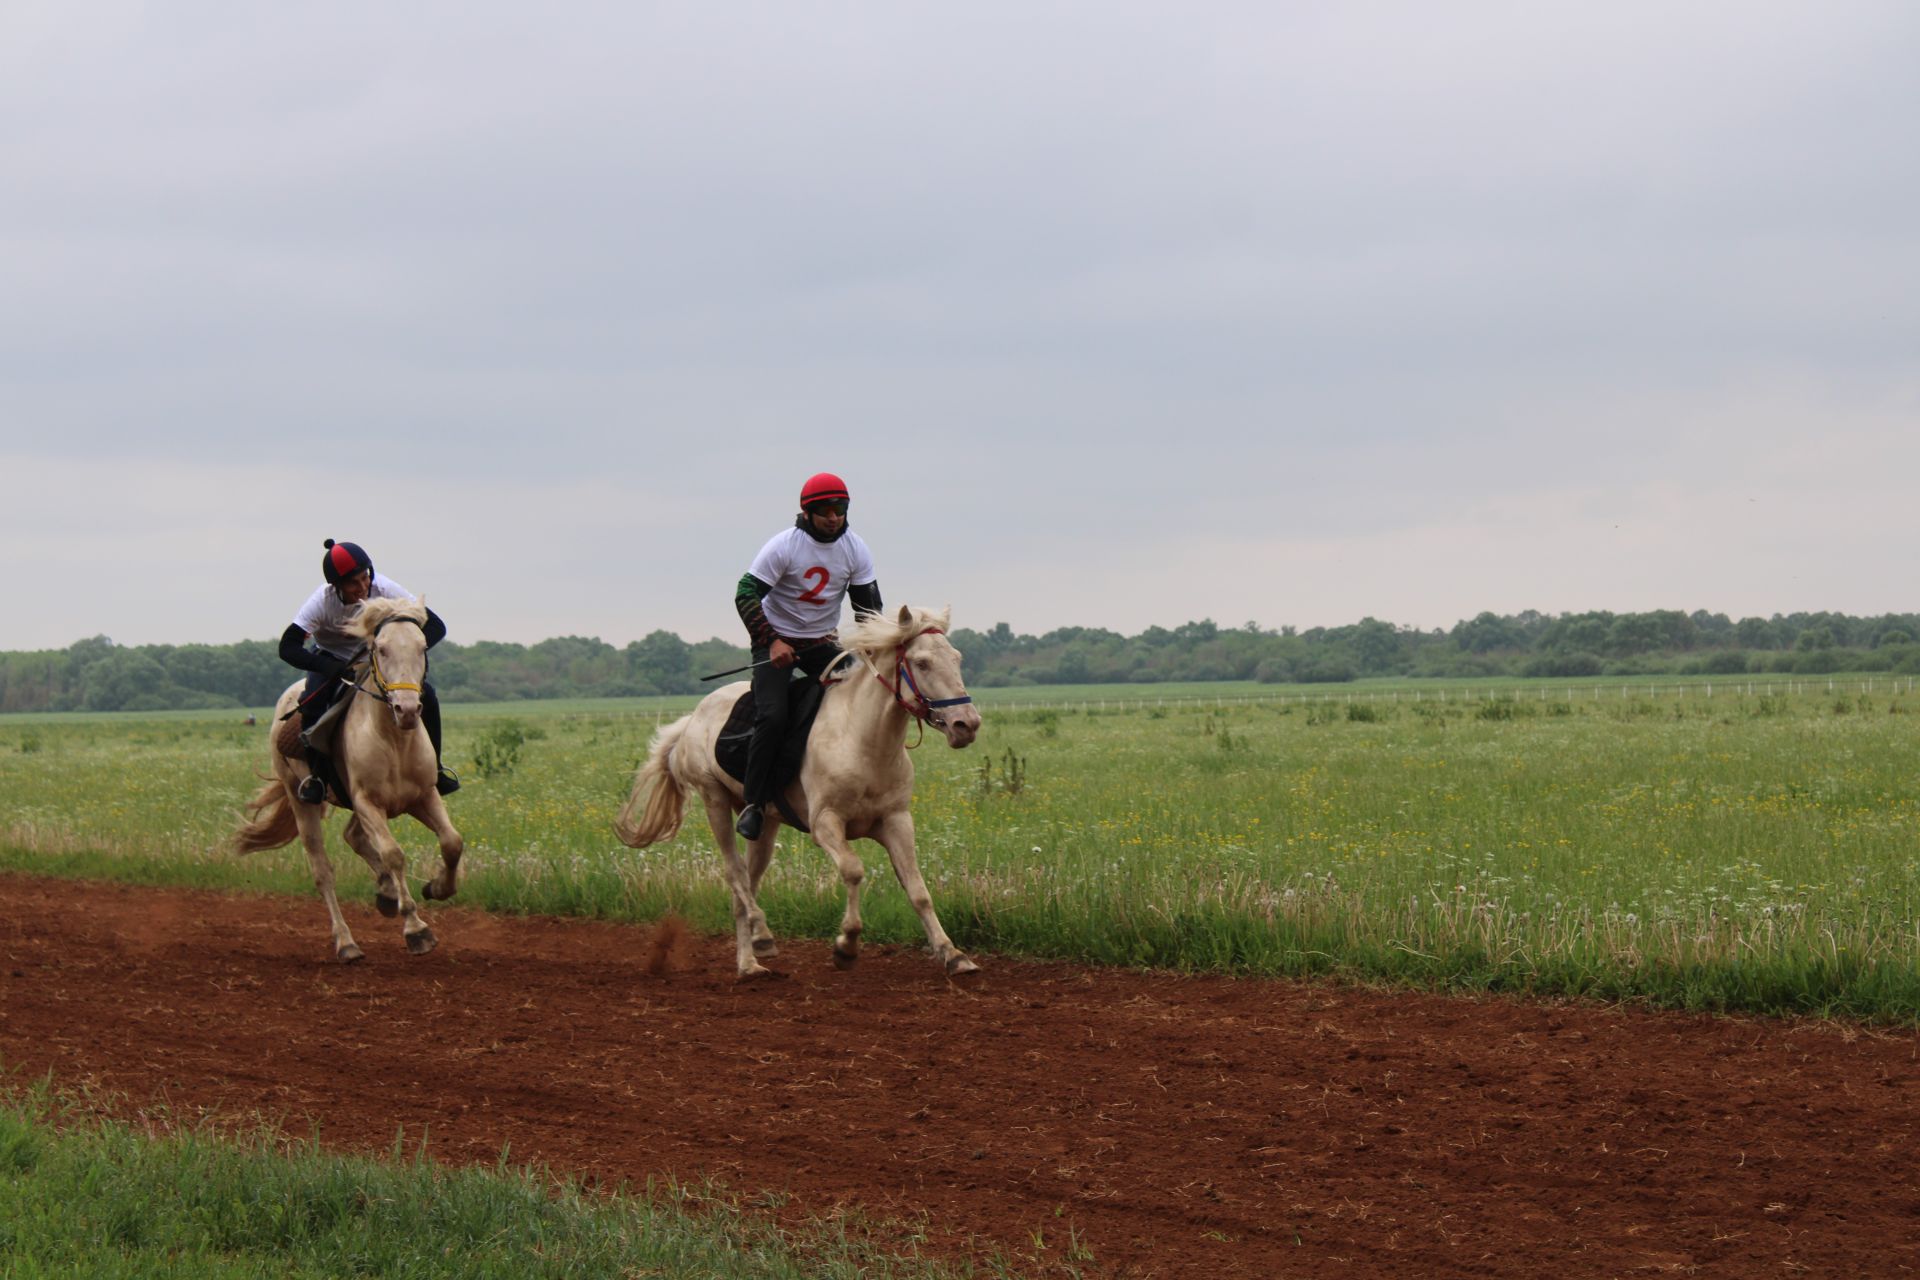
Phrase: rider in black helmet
[{"left": 278, "top": 539, "right": 459, "bottom": 805}]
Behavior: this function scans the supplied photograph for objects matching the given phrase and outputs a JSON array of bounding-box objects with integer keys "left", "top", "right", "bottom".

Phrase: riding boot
[
  {"left": 735, "top": 804, "right": 764, "bottom": 840},
  {"left": 297, "top": 747, "right": 328, "bottom": 806},
  {"left": 422, "top": 682, "right": 460, "bottom": 794}
]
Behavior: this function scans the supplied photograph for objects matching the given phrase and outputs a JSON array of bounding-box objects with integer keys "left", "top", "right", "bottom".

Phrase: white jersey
[
  {"left": 291, "top": 573, "right": 415, "bottom": 659},
  {"left": 748, "top": 526, "right": 876, "bottom": 640}
]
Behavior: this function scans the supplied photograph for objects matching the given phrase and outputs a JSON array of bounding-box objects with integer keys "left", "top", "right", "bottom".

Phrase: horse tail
[
  {"left": 231, "top": 779, "right": 298, "bottom": 855},
  {"left": 614, "top": 715, "right": 692, "bottom": 848}
]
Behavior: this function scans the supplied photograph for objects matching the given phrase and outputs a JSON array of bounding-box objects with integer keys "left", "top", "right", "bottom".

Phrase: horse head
[
  {"left": 890, "top": 605, "right": 980, "bottom": 749},
  {"left": 352, "top": 597, "right": 430, "bottom": 733}
]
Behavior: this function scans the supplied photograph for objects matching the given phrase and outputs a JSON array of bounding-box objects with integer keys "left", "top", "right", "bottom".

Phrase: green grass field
[
  {"left": 2, "top": 673, "right": 1917, "bottom": 1020},
  {"left": 0, "top": 1086, "right": 985, "bottom": 1280}
]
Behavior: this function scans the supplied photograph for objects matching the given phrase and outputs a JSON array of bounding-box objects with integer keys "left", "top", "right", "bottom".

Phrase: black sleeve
[
  {"left": 279, "top": 623, "right": 322, "bottom": 672},
  {"left": 848, "top": 580, "right": 883, "bottom": 620},
  {"left": 735, "top": 573, "right": 778, "bottom": 648},
  {"left": 423, "top": 607, "right": 447, "bottom": 648}
]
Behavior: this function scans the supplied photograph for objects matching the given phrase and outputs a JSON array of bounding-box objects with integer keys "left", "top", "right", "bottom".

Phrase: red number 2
[{"left": 797, "top": 566, "right": 830, "bottom": 603}]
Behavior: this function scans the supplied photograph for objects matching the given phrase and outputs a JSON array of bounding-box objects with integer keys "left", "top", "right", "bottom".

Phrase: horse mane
[
  {"left": 349, "top": 595, "right": 429, "bottom": 640},
  {"left": 839, "top": 605, "right": 953, "bottom": 662}
]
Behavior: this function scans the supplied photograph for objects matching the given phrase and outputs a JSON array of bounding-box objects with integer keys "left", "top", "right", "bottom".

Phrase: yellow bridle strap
[{"left": 369, "top": 647, "right": 422, "bottom": 695}]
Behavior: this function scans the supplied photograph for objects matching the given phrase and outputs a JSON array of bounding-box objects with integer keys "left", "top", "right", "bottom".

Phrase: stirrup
[
  {"left": 296, "top": 775, "right": 326, "bottom": 805},
  {"left": 436, "top": 766, "right": 461, "bottom": 796},
  {"left": 735, "top": 804, "right": 764, "bottom": 840}
]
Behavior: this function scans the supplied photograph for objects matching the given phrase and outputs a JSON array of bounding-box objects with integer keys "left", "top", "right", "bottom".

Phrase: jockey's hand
[{"left": 769, "top": 638, "right": 798, "bottom": 669}]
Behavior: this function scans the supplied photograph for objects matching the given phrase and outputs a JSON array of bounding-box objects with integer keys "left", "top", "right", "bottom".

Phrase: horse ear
[{"left": 897, "top": 605, "right": 912, "bottom": 626}]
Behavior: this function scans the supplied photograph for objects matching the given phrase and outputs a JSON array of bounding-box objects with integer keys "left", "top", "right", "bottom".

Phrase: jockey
[
  {"left": 278, "top": 539, "right": 460, "bottom": 805},
  {"left": 731, "top": 472, "right": 883, "bottom": 839}
]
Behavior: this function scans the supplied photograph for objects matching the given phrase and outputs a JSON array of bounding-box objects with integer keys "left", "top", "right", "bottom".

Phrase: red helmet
[
  {"left": 799, "top": 472, "right": 849, "bottom": 508},
  {"left": 321, "top": 538, "right": 373, "bottom": 586}
]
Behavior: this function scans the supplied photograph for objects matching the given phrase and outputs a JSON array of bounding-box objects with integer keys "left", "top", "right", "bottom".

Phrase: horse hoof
[
  {"left": 374, "top": 893, "right": 399, "bottom": 918},
  {"left": 752, "top": 937, "right": 780, "bottom": 958},
  {"left": 832, "top": 947, "right": 859, "bottom": 970},
  {"left": 406, "top": 929, "right": 438, "bottom": 956},
  {"left": 947, "top": 955, "right": 981, "bottom": 977},
  {"left": 736, "top": 963, "right": 776, "bottom": 982},
  {"left": 337, "top": 944, "right": 365, "bottom": 964}
]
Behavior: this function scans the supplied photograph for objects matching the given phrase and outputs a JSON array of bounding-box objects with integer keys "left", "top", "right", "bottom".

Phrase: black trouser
[
  {"left": 299, "top": 671, "right": 446, "bottom": 765},
  {"left": 742, "top": 642, "right": 840, "bottom": 807}
]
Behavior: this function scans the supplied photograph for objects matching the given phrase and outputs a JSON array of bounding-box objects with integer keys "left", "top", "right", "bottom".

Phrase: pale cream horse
[
  {"left": 616, "top": 605, "right": 984, "bottom": 979},
  {"left": 232, "top": 596, "right": 464, "bottom": 961}
]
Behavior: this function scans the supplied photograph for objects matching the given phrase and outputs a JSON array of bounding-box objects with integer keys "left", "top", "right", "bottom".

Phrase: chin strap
[{"left": 794, "top": 512, "right": 849, "bottom": 543}]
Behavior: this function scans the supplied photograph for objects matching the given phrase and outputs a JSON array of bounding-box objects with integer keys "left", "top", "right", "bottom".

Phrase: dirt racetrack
[{"left": 2, "top": 872, "right": 1917, "bottom": 1278}]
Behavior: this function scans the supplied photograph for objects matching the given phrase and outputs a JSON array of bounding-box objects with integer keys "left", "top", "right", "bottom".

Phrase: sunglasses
[{"left": 807, "top": 499, "right": 849, "bottom": 516}]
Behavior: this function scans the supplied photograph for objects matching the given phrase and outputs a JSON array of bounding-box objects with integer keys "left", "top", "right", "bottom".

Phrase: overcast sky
[{"left": 4, "top": 2, "right": 1916, "bottom": 651}]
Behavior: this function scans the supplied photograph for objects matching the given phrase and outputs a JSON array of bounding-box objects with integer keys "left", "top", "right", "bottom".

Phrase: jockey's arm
[
  {"left": 278, "top": 624, "right": 346, "bottom": 677},
  {"left": 734, "top": 573, "right": 779, "bottom": 650},
  {"left": 848, "top": 580, "right": 883, "bottom": 620}
]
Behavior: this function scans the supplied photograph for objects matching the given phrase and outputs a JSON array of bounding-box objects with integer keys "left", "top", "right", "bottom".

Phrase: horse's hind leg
[
  {"left": 350, "top": 806, "right": 435, "bottom": 955},
  {"left": 874, "top": 810, "right": 976, "bottom": 976},
  {"left": 294, "top": 802, "right": 362, "bottom": 963},
  {"left": 703, "top": 795, "right": 773, "bottom": 979}
]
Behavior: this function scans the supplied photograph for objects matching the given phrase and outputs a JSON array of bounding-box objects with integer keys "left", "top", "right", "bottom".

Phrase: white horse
[
  {"left": 232, "top": 596, "right": 464, "bottom": 961},
  {"left": 615, "top": 605, "right": 984, "bottom": 980}
]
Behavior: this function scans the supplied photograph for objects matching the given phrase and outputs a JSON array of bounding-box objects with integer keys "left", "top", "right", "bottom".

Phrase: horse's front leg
[
  {"left": 408, "top": 794, "right": 465, "bottom": 901},
  {"left": 703, "top": 795, "right": 775, "bottom": 980},
  {"left": 293, "top": 797, "right": 361, "bottom": 963},
  {"left": 340, "top": 815, "right": 398, "bottom": 915},
  {"left": 873, "top": 810, "right": 977, "bottom": 976},
  {"left": 743, "top": 814, "right": 781, "bottom": 959},
  {"left": 810, "top": 810, "right": 868, "bottom": 969},
  {"left": 349, "top": 804, "right": 435, "bottom": 955}
]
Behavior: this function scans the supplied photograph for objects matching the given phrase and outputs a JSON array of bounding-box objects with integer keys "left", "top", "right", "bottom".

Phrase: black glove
[{"left": 315, "top": 653, "right": 351, "bottom": 681}]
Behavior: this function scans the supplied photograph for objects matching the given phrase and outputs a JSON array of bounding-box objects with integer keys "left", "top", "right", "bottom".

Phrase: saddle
[
  {"left": 277, "top": 675, "right": 359, "bottom": 810},
  {"left": 714, "top": 672, "right": 833, "bottom": 830}
]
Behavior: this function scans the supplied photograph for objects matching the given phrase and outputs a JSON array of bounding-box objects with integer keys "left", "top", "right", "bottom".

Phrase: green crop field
[{"left": 2, "top": 673, "right": 1918, "bottom": 1020}]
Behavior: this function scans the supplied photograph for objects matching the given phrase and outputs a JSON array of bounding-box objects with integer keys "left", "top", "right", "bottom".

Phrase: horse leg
[
  {"left": 293, "top": 798, "right": 361, "bottom": 963},
  {"left": 743, "top": 813, "right": 782, "bottom": 959},
  {"left": 409, "top": 794, "right": 465, "bottom": 901},
  {"left": 352, "top": 806, "right": 436, "bottom": 955},
  {"left": 703, "top": 795, "right": 773, "bottom": 980},
  {"left": 874, "top": 810, "right": 977, "bottom": 976},
  {"left": 341, "top": 815, "right": 401, "bottom": 917},
  {"left": 810, "top": 811, "right": 867, "bottom": 969}
]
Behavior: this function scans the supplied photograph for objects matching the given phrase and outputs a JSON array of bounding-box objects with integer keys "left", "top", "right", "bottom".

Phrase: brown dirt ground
[{"left": 2, "top": 871, "right": 1918, "bottom": 1278}]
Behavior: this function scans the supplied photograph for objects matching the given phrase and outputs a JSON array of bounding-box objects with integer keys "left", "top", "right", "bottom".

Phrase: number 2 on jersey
[{"left": 797, "top": 566, "right": 831, "bottom": 603}]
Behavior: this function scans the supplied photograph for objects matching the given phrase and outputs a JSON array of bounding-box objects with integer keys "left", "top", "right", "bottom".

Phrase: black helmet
[{"left": 321, "top": 539, "right": 373, "bottom": 586}]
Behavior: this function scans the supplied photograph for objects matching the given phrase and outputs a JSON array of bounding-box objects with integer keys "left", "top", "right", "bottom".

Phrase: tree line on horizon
[{"left": 2, "top": 608, "right": 1918, "bottom": 714}]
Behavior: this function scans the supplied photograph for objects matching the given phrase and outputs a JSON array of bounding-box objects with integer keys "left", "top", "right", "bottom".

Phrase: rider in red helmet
[
  {"left": 278, "top": 539, "right": 459, "bottom": 805},
  {"left": 731, "top": 472, "right": 883, "bottom": 839}
]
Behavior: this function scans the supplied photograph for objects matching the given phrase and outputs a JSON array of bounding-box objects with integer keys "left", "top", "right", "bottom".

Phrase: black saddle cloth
[{"left": 714, "top": 675, "right": 828, "bottom": 794}]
